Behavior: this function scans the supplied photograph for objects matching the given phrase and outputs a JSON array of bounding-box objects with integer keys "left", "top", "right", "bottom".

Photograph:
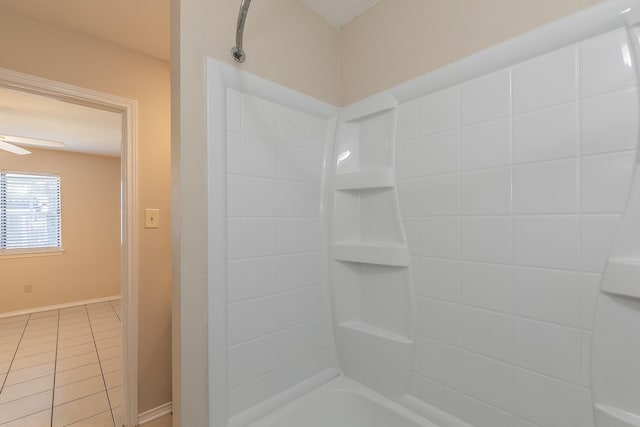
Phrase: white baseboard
[
  {"left": 138, "top": 402, "right": 172, "bottom": 425},
  {"left": 0, "top": 295, "right": 121, "bottom": 319}
]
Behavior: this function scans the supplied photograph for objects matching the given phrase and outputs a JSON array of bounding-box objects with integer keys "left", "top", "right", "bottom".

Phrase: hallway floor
[{"left": 0, "top": 300, "right": 122, "bottom": 426}]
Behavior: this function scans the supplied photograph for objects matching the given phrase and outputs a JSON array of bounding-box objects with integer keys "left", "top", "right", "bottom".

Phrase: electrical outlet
[{"left": 24, "top": 285, "right": 32, "bottom": 293}]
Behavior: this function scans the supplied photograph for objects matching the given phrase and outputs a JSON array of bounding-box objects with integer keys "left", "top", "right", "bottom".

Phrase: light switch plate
[{"left": 145, "top": 208, "right": 160, "bottom": 228}]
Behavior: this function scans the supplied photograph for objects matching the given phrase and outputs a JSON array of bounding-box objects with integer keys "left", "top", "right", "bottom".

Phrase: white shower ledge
[
  {"left": 334, "top": 168, "right": 394, "bottom": 190},
  {"left": 595, "top": 404, "right": 640, "bottom": 427},
  {"left": 333, "top": 242, "right": 410, "bottom": 267},
  {"left": 602, "top": 258, "right": 640, "bottom": 299},
  {"left": 338, "top": 321, "right": 412, "bottom": 344}
]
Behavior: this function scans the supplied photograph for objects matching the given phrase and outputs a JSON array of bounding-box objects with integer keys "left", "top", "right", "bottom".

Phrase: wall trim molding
[
  {"left": 0, "top": 295, "right": 121, "bottom": 319},
  {"left": 138, "top": 402, "right": 172, "bottom": 425}
]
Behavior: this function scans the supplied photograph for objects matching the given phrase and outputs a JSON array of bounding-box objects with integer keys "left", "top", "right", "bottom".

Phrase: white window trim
[{"left": 0, "top": 249, "right": 65, "bottom": 259}]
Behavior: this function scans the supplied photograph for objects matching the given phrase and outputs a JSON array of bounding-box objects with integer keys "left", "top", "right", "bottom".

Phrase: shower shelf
[
  {"left": 333, "top": 242, "right": 410, "bottom": 267},
  {"left": 341, "top": 93, "right": 398, "bottom": 123},
  {"left": 330, "top": 93, "right": 414, "bottom": 398},
  {"left": 334, "top": 169, "right": 395, "bottom": 191},
  {"left": 601, "top": 258, "right": 640, "bottom": 299},
  {"left": 594, "top": 404, "right": 640, "bottom": 427},
  {"left": 338, "top": 321, "right": 412, "bottom": 344}
]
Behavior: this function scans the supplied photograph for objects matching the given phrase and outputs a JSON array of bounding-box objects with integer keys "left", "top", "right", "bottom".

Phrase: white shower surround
[
  {"left": 207, "top": 0, "right": 640, "bottom": 426},
  {"left": 206, "top": 58, "right": 340, "bottom": 427},
  {"left": 396, "top": 24, "right": 637, "bottom": 427}
]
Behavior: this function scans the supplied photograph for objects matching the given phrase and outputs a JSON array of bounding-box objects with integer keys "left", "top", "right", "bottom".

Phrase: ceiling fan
[{"left": 0, "top": 135, "right": 65, "bottom": 155}]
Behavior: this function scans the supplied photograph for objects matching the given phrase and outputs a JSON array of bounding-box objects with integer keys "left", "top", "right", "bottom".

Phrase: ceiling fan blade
[
  {"left": 0, "top": 140, "right": 31, "bottom": 155},
  {"left": 0, "top": 135, "right": 65, "bottom": 149}
]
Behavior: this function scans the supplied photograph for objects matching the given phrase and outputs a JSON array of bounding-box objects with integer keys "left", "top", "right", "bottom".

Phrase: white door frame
[{"left": 0, "top": 67, "right": 139, "bottom": 427}]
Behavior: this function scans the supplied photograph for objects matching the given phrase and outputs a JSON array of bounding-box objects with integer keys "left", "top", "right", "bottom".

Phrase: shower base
[{"left": 247, "top": 376, "right": 438, "bottom": 427}]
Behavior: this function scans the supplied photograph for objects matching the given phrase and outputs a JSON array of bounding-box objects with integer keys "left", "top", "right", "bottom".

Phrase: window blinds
[{"left": 0, "top": 172, "right": 61, "bottom": 253}]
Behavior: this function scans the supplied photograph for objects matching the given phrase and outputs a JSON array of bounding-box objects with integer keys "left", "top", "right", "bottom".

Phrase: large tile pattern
[
  {"left": 0, "top": 300, "right": 122, "bottom": 426},
  {"left": 397, "top": 28, "right": 637, "bottom": 427},
  {"left": 226, "top": 90, "right": 335, "bottom": 416}
]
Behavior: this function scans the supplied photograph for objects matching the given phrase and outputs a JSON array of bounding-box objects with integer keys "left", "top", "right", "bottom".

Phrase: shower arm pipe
[{"left": 231, "top": 0, "right": 252, "bottom": 63}]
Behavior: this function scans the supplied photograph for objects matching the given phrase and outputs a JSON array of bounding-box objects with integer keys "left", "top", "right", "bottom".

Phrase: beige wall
[
  {"left": 0, "top": 9, "right": 172, "bottom": 413},
  {"left": 340, "top": 0, "right": 603, "bottom": 105},
  {"left": 0, "top": 148, "right": 120, "bottom": 313},
  {"left": 172, "top": 0, "right": 340, "bottom": 425}
]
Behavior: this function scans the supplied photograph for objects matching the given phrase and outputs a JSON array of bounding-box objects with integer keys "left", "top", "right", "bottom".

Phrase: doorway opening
[{"left": 0, "top": 67, "right": 139, "bottom": 427}]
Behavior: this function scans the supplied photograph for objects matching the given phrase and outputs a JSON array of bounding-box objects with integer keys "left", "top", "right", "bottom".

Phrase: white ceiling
[
  {"left": 0, "top": 87, "right": 123, "bottom": 157},
  {"left": 299, "top": 0, "right": 380, "bottom": 27}
]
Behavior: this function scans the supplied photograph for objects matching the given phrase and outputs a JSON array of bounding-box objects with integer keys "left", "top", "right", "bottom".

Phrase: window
[{"left": 0, "top": 171, "right": 61, "bottom": 254}]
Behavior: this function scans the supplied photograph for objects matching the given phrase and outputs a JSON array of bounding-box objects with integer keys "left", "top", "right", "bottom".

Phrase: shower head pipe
[{"left": 231, "top": 0, "right": 252, "bottom": 63}]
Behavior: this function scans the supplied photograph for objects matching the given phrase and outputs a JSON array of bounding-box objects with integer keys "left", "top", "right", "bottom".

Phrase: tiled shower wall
[
  {"left": 226, "top": 90, "right": 334, "bottom": 416},
  {"left": 396, "top": 28, "right": 638, "bottom": 427}
]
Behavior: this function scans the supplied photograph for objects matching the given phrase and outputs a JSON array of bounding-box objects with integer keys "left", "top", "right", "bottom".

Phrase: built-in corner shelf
[
  {"left": 341, "top": 93, "right": 398, "bottom": 124},
  {"left": 333, "top": 242, "right": 409, "bottom": 267},
  {"left": 334, "top": 169, "right": 395, "bottom": 191},
  {"left": 594, "top": 404, "right": 640, "bottom": 427},
  {"left": 335, "top": 320, "right": 413, "bottom": 397},
  {"left": 601, "top": 258, "right": 640, "bottom": 299},
  {"left": 338, "top": 321, "right": 412, "bottom": 345},
  {"left": 592, "top": 171, "right": 640, "bottom": 427},
  {"left": 328, "top": 92, "right": 414, "bottom": 399}
]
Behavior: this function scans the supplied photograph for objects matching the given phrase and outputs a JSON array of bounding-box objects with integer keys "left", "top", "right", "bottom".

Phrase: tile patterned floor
[{"left": 0, "top": 300, "right": 122, "bottom": 426}]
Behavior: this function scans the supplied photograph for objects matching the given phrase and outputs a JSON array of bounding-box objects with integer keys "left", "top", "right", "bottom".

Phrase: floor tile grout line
[
  {"left": 52, "top": 372, "right": 104, "bottom": 391},
  {"left": 11, "top": 340, "right": 57, "bottom": 349},
  {"left": 57, "top": 327, "right": 92, "bottom": 333},
  {"left": 9, "top": 356, "right": 56, "bottom": 373},
  {"left": 85, "top": 314, "right": 118, "bottom": 320},
  {"left": 57, "top": 331, "right": 94, "bottom": 340},
  {"left": 24, "top": 321, "right": 61, "bottom": 327},
  {"left": 0, "top": 384, "right": 53, "bottom": 407},
  {"left": 94, "top": 343, "right": 122, "bottom": 353},
  {"left": 93, "top": 333, "right": 122, "bottom": 342},
  {"left": 20, "top": 326, "right": 60, "bottom": 334},
  {"left": 50, "top": 309, "right": 61, "bottom": 427},
  {"left": 61, "top": 408, "right": 114, "bottom": 427},
  {"left": 54, "top": 360, "right": 102, "bottom": 374},
  {"left": 0, "top": 322, "right": 29, "bottom": 332},
  {"left": 97, "top": 353, "right": 121, "bottom": 361},
  {"left": 56, "top": 349, "right": 98, "bottom": 363},
  {"left": 56, "top": 340, "right": 101, "bottom": 351},
  {"left": 1, "top": 372, "right": 55, "bottom": 389},
  {"left": 0, "top": 314, "right": 32, "bottom": 394},
  {"left": 84, "top": 305, "right": 117, "bottom": 427},
  {"left": 55, "top": 328, "right": 91, "bottom": 336},
  {"left": 53, "top": 388, "right": 104, "bottom": 409},
  {"left": 0, "top": 329, "right": 28, "bottom": 339},
  {"left": 0, "top": 408, "right": 51, "bottom": 427},
  {"left": 57, "top": 341, "right": 98, "bottom": 352},
  {"left": 13, "top": 339, "right": 54, "bottom": 352},
  {"left": 0, "top": 303, "right": 121, "bottom": 426},
  {"left": 12, "top": 342, "right": 57, "bottom": 355},
  {"left": 0, "top": 336, "right": 25, "bottom": 345},
  {"left": 1, "top": 354, "right": 118, "bottom": 378},
  {"left": 0, "top": 331, "right": 28, "bottom": 341},
  {"left": 109, "top": 301, "right": 121, "bottom": 322}
]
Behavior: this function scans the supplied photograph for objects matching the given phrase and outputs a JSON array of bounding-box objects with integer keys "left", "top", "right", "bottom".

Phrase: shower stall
[{"left": 206, "top": 0, "right": 640, "bottom": 425}]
